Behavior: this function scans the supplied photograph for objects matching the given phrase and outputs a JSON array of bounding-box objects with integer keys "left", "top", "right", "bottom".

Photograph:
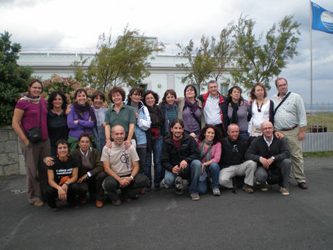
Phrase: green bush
[{"left": 0, "top": 31, "right": 33, "bottom": 126}]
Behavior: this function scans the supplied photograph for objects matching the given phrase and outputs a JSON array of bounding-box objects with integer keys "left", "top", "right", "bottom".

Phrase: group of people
[{"left": 12, "top": 77, "right": 308, "bottom": 211}]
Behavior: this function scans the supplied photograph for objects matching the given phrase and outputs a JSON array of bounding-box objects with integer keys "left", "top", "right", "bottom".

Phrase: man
[
  {"left": 271, "top": 77, "right": 308, "bottom": 189},
  {"left": 198, "top": 80, "right": 228, "bottom": 137},
  {"left": 100, "top": 125, "right": 148, "bottom": 206},
  {"left": 161, "top": 119, "right": 202, "bottom": 201},
  {"left": 245, "top": 121, "right": 291, "bottom": 195},
  {"left": 219, "top": 124, "right": 257, "bottom": 193}
]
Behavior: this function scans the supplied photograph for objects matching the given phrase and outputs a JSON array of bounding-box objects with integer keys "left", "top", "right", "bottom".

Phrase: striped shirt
[{"left": 271, "top": 92, "right": 307, "bottom": 130}]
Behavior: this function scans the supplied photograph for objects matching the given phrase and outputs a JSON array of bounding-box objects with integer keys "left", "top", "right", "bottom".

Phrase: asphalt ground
[{"left": 0, "top": 157, "right": 333, "bottom": 250}]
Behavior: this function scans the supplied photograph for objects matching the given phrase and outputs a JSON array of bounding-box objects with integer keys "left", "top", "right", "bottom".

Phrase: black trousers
[{"left": 46, "top": 183, "right": 79, "bottom": 208}]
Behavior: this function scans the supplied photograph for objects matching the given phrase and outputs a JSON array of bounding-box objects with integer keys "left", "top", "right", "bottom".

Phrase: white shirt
[{"left": 204, "top": 94, "right": 221, "bottom": 125}]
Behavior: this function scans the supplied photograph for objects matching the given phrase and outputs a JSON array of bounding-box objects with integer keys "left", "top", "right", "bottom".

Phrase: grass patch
[
  {"left": 307, "top": 113, "right": 333, "bottom": 132},
  {"left": 303, "top": 151, "right": 333, "bottom": 158}
]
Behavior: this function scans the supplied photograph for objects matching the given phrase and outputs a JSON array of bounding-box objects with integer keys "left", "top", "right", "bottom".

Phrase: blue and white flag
[{"left": 311, "top": 2, "right": 333, "bottom": 34}]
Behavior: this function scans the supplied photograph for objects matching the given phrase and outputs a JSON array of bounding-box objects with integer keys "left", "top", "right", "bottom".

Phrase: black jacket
[
  {"left": 161, "top": 133, "right": 200, "bottom": 172},
  {"left": 220, "top": 136, "right": 250, "bottom": 168},
  {"left": 245, "top": 135, "right": 290, "bottom": 169}
]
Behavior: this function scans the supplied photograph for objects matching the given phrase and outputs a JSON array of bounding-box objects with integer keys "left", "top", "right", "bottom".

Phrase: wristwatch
[{"left": 271, "top": 156, "right": 275, "bottom": 160}]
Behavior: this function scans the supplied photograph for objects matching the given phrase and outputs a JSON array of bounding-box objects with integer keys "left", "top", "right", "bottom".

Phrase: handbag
[{"left": 24, "top": 102, "right": 42, "bottom": 143}]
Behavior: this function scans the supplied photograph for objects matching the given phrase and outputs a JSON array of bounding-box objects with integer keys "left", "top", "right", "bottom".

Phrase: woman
[
  {"left": 67, "top": 88, "right": 97, "bottom": 151},
  {"left": 12, "top": 79, "right": 50, "bottom": 207},
  {"left": 159, "top": 89, "right": 178, "bottom": 136},
  {"left": 91, "top": 90, "right": 108, "bottom": 152},
  {"left": 196, "top": 125, "right": 222, "bottom": 196},
  {"left": 71, "top": 133, "right": 104, "bottom": 208},
  {"left": 45, "top": 140, "right": 79, "bottom": 211},
  {"left": 47, "top": 90, "right": 69, "bottom": 156},
  {"left": 226, "top": 86, "right": 250, "bottom": 137},
  {"left": 178, "top": 84, "right": 205, "bottom": 138},
  {"left": 248, "top": 83, "right": 274, "bottom": 137},
  {"left": 104, "top": 86, "right": 136, "bottom": 149},
  {"left": 125, "top": 87, "right": 151, "bottom": 173},
  {"left": 143, "top": 90, "right": 163, "bottom": 191}
]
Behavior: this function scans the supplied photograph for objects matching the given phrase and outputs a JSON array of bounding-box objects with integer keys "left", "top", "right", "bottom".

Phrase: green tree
[
  {"left": 71, "top": 55, "right": 89, "bottom": 86},
  {"left": 210, "top": 24, "right": 234, "bottom": 84},
  {"left": 0, "top": 31, "right": 33, "bottom": 126},
  {"left": 85, "top": 26, "right": 164, "bottom": 92},
  {"left": 176, "top": 35, "right": 216, "bottom": 93},
  {"left": 231, "top": 15, "right": 301, "bottom": 90}
]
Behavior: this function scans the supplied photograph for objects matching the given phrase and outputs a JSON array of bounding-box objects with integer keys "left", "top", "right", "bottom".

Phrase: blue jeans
[
  {"left": 198, "top": 162, "right": 220, "bottom": 194},
  {"left": 145, "top": 135, "right": 163, "bottom": 188},
  {"left": 164, "top": 159, "right": 202, "bottom": 194}
]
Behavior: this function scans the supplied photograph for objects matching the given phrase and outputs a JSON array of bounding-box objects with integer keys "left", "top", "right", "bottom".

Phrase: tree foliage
[
  {"left": 76, "top": 26, "right": 164, "bottom": 92},
  {"left": 0, "top": 31, "right": 33, "bottom": 126},
  {"left": 176, "top": 36, "right": 215, "bottom": 93},
  {"left": 231, "top": 15, "right": 301, "bottom": 90},
  {"left": 176, "top": 25, "right": 234, "bottom": 93}
]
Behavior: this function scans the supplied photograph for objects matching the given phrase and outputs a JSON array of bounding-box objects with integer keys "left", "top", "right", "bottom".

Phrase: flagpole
[{"left": 310, "top": 0, "right": 313, "bottom": 125}]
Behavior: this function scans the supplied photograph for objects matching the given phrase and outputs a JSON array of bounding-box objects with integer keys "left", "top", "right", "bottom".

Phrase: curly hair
[
  {"left": 143, "top": 90, "right": 159, "bottom": 105},
  {"left": 48, "top": 91, "right": 67, "bottom": 111},
  {"left": 108, "top": 86, "right": 126, "bottom": 103},
  {"left": 198, "top": 124, "right": 221, "bottom": 145}
]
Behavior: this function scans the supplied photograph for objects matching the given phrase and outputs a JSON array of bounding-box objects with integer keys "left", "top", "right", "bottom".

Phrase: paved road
[{"left": 0, "top": 157, "right": 333, "bottom": 250}]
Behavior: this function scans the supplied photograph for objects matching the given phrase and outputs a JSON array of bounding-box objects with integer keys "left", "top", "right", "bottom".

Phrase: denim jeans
[
  {"left": 198, "top": 162, "right": 220, "bottom": 194},
  {"left": 164, "top": 159, "right": 202, "bottom": 194},
  {"left": 145, "top": 135, "right": 163, "bottom": 188}
]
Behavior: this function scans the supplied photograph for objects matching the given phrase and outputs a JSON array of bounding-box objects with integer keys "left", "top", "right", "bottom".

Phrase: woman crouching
[{"left": 46, "top": 140, "right": 79, "bottom": 211}]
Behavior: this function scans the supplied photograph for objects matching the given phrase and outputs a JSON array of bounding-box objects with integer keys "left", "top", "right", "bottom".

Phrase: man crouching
[{"left": 101, "top": 125, "right": 148, "bottom": 205}]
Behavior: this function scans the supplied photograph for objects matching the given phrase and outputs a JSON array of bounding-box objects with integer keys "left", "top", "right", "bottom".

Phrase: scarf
[
  {"left": 20, "top": 95, "right": 41, "bottom": 103},
  {"left": 73, "top": 102, "right": 97, "bottom": 126},
  {"left": 200, "top": 140, "right": 213, "bottom": 162},
  {"left": 184, "top": 98, "right": 199, "bottom": 113},
  {"left": 230, "top": 101, "right": 240, "bottom": 124}
]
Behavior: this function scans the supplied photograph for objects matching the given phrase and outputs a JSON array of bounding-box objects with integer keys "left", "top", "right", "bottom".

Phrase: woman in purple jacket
[{"left": 67, "top": 89, "right": 97, "bottom": 151}]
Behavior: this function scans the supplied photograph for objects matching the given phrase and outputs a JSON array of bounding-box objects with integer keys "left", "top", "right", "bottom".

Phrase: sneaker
[
  {"left": 279, "top": 187, "right": 290, "bottom": 196},
  {"left": 160, "top": 179, "right": 169, "bottom": 189},
  {"left": 242, "top": 184, "right": 254, "bottom": 194},
  {"left": 190, "top": 193, "right": 200, "bottom": 201},
  {"left": 175, "top": 176, "right": 183, "bottom": 190},
  {"left": 212, "top": 189, "right": 221, "bottom": 196},
  {"left": 261, "top": 182, "right": 269, "bottom": 192}
]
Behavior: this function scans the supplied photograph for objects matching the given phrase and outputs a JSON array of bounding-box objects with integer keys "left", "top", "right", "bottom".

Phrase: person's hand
[
  {"left": 274, "top": 131, "right": 284, "bottom": 139},
  {"left": 259, "top": 157, "right": 270, "bottom": 169},
  {"left": 58, "top": 187, "right": 67, "bottom": 201},
  {"left": 106, "top": 140, "right": 112, "bottom": 149},
  {"left": 77, "top": 174, "right": 88, "bottom": 183},
  {"left": 65, "top": 107, "right": 71, "bottom": 115},
  {"left": 119, "top": 178, "right": 130, "bottom": 188},
  {"left": 298, "top": 130, "right": 306, "bottom": 141},
  {"left": 43, "top": 157, "right": 54, "bottom": 167},
  {"left": 24, "top": 138, "right": 30, "bottom": 147},
  {"left": 124, "top": 139, "right": 131, "bottom": 149},
  {"left": 189, "top": 133, "right": 196, "bottom": 138},
  {"left": 267, "top": 157, "right": 274, "bottom": 166},
  {"left": 62, "top": 183, "right": 68, "bottom": 193},
  {"left": 89, "top": 116, "right": 91, "bottom": 121},
  {"left": 135, "top": 112, "right": 139, "bottom": 119},
  {"left": 179, "top": 160, "right": 187, "bottom": 169},
  {"left": 172, "top": 165, "right": 181, "bottom": 174},
  {"left": 74, "top": 120, "right": 79, "bottom": 124},
  {"left": 102, "top": 122, "right": 106, "bottom": 128}
]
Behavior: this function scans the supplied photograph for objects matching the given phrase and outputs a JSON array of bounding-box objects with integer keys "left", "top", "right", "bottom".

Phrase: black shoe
[{"left": 298, "top": 182, "right": 308, "bottom": 189}]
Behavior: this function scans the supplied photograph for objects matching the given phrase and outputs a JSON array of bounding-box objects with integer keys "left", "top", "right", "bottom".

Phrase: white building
[{"left": 17, "top": 39, "right": 230, "bottom": 97}]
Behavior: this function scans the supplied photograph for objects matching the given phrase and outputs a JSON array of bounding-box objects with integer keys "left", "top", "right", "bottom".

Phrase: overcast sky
[{"left": 1, "top": 0, "right": 332, "bottom": 104}]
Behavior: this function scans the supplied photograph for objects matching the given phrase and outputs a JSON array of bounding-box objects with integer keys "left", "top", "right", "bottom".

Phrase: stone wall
[{"left": 0, "top": 126, "right": 25, "bottom": 176}]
